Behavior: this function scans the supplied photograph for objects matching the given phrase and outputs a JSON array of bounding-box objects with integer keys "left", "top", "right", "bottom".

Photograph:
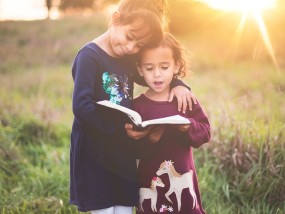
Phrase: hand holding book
[{"left": 97, "top": 100, "right": 191, "bottom": 128}]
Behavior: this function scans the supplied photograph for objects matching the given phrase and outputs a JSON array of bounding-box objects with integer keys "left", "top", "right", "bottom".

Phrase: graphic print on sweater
[
  {"left": 139, "top": 160, "right": 198, "bottom": 213},
  {"left": 139, "top": 177, "right": 165, "bottom": 212},
  {"left": 102, "top": 72, "right": 130, "bottom": 104},
  {"left": 157, "top": 160, "right": 198, "bottom": 211}
]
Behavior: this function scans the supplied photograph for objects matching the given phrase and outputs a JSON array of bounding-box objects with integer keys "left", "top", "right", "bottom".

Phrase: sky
[
  {"left": 0, "top": 0, "right": 277, "bottom": 21},
  {"left": 0, "top": 0, "right": 58, "bottom": 20}
]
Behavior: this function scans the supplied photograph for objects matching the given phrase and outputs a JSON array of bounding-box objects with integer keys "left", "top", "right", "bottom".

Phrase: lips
[
  {"left": 119, "top": 45, "right": 126, "bottom": 56},
  {"left": 154, "top": 81, "right": 163, "bottom": 87},
  {"left": 120, "top": 45, "right": 131, "bottom": 56}
]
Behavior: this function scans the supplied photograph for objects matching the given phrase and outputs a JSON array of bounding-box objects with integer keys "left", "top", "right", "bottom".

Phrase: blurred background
[{"left": 0, "top": 0, "right": 284, "bottom": 213}]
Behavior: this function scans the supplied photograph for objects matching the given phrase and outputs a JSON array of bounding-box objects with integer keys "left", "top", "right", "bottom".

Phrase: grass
[{"left": 0, "top": 13, "right": 285, "bottom": 213}]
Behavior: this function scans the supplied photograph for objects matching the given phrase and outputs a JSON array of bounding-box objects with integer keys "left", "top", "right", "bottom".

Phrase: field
[{"left": 0, "top": 12, "right": 284, "bottom": 213}]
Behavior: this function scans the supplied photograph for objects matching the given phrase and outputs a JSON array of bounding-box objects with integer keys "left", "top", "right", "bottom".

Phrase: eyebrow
[
  {"left": 128, "top": 32, "right": 146, "bottom": 47},
  {"left": 142, "top": 62, "right": 171, "bottom": 66},
  {"left": 142, "top": 63, "right": 154, "bottom": 66},
  {"left": 129, "top": 28, "right": 150, "bottom": 41}
]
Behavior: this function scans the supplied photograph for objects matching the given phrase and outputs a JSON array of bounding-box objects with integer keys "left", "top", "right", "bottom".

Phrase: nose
[
  {"left": 125, "top": 42, "right": 137, "bottom": 54},
  {"left": 153, "top": 68, "right": 161, "bottom": 77}
]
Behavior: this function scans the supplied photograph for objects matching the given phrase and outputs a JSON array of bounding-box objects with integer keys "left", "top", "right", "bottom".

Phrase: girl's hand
[
  {"left": 125, "top": 123, "right": 151, "bottom": 140},
  {"left": 148, "top": 125, "right": 166, "bottom": 144},
  {"left": 169, "top": 86, "right": 197, "bottom": 113},
  {"left": 176, "top": 124, "right": 190, "bottom": 132}
]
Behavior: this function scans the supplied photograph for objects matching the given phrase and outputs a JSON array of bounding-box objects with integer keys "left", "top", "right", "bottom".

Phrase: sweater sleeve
[
  {"left": 72, "top": 48, "right": 123, "bottom": 134},
  {"left": 185, "top": 100, "right": 211, "bottom": 148}
]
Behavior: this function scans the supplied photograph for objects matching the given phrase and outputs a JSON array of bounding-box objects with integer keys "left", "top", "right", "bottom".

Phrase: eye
[
  {"left": 161, "top": 63, "right": 170, "bottom": 70},
  {"left": 126, "top": 34, "right": 134, "bottom": 41},
  {"left": 136, "top": 43, "right": 144, "bottom": 49},
  {"left": 145, "top": 66, "right": 153, "bottom": 71}
]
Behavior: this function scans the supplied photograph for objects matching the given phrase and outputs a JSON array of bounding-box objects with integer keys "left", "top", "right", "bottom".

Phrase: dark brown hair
[
  {"left": 115, "top": 0, "right": 169, "bottom": 46},
  {"left": 139, "top": 32, "right": 189, "bottom": 78}
]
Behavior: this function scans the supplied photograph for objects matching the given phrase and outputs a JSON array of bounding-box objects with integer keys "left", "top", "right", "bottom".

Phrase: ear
[
  {"left": 111, "top": 11, "right": 121, "bottom": 26},
  {"left": 174, "top": 60, "right": 181, "bottom": 74},
  {"left": 136, "top": 65, "right": 144, "bottom": 76}
]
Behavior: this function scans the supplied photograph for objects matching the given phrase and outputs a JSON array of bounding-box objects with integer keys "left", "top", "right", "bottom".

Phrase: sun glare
[
  {"left": 197, "top": 0, "right": 276, "bottom": 13},
  {"left": 0, "top": 0, "right": 59, "bottom": 20},
  {"left": 198, "top": 0, "right": 279, "bottom": 71}
]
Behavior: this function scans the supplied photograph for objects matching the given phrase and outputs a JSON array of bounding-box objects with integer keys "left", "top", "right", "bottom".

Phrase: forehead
[
  {"left": 140, "top": 46, "right": 174, "bottom": 63},
  {"left": 127, "top": 19, "right": 152, "bottom": 43}
]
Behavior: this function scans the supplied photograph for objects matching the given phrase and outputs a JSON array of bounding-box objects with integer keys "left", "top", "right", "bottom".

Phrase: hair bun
[
  {"left": 118, "top": 0, "right": 169, "bottom": 29},
  {"left": 118, "top": 0, "right": 168, "bottom": 19}
]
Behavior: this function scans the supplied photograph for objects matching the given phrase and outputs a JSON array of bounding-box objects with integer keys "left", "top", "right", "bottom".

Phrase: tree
[
  {"left": 59, "top": 0, "right": 95, "bottom": 10},
  {"left": 102, "top": 0, "right": 119, "bottom": 4},
  {"left": 45, "top": 0, "right": 53, "bottom": 19}
]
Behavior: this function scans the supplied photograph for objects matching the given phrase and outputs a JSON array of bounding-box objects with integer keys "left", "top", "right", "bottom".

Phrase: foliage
[
  {"left": 100, "top": 0, "right": 119, "bottom": 4},
  {"left": 45, "top": 0, "right": 53, "bottom": 19},
  {"left": 45, "top": 0, "right": 52, "bottom": 10},
  {"left": 191, "top": 66, "right": 285, "bottom": 213},
  {"left": 59, "top": 0, "right": 95, "bottom": 10},
  {"left": 169, "top": 0, "right": 285, "bottom": 63}
]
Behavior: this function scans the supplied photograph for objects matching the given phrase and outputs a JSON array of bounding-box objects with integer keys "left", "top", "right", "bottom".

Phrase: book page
[
  {"left": 97, "top": 100, "right": 190, "bottom": 128},
  {"left": 97, "top": 100, "right": 142, "bottom": 126},
  {"left": 141, "top": 115, "right": 190, "bottom": 127}
]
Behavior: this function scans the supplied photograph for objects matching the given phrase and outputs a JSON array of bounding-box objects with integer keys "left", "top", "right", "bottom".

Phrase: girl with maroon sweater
[{"left": 133, "top": 33, "right": 211, "bottom": 213}]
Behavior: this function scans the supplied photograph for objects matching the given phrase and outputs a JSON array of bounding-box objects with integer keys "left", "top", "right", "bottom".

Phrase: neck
[
  {"left": 144, "top": 88, "right": 170, "bottom": 101},
  {"left": 92, "top": 30, "right": 113, "bottom": 56}
]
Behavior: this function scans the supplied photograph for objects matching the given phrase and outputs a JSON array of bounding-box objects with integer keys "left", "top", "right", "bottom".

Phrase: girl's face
[
  {"left": 109, "top": 18, "right": 151, "bottom": 58},
  {"left": 138, "top": 46, "right": 180, "bottom": 96}
]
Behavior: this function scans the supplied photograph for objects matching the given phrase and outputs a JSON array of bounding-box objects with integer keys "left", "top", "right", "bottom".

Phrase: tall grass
[
  {"left": 0, "top": 14, "right": 284, "bottom": 213},
  {"left": 191, "top": 66, "right": 285, "bottom": 213}
]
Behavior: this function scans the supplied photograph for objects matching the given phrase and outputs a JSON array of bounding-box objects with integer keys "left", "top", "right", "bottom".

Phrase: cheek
[
  {"left": 131, "top": 47, "right": 140, "bottom": 54},
  {"left": 165, "top": 71, "right": 176, "bottom": 80},
  {"left": 143, "top": 74, "right": 153, "bottom": 83}
]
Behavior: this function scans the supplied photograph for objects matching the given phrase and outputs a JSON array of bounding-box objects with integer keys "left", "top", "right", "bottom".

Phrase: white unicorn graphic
[
  {"left": 156, "top": 160, "right": 198, "bottom": 211},
  {"left": 139, "top": 176, "right": 165, "bottom": 212}
]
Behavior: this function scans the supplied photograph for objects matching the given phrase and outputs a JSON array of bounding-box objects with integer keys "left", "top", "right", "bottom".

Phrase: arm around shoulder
[{"left": 185, "top": 101, "right": 211, "bottom": 148}]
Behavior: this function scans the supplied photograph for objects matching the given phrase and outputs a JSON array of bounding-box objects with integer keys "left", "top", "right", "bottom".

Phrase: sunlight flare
[
  {"left": 198, "top": 0, "right": 279, "bottom": 71},
  {"left": 232, "top": 13, "right": 247, "bottom": 46},
  {"left": 197, "top": 0, "right": 276, "bottom": 12},
  {"left": 253, "top": 12, "right": 279, "bottom": 71}
]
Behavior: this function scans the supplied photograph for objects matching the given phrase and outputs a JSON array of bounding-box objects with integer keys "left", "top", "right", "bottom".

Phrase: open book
[{"left": 97, "top": 100, "right": 190, "bottom": 128}]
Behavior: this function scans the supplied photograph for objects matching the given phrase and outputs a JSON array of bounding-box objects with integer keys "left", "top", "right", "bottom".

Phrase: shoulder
[
  {"left": 187, "top": 98, "right": 209, "bottom": 118},
  {"left": 133, "top": 94, "right": 146, "bottom": 109},
  {"left": 133, "top": 94, "right": 145, "bottom": 103},
  {"left": 73, "top": 43, "right": 105, "bottom": 69},
  {"left": 76, "top": 42, "right": 101, "bottom": 58}
]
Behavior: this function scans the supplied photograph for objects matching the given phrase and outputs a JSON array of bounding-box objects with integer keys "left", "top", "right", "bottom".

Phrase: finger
[
  {"left": 190, "top": 92, "right": 197, "bottom": 104},
  {"left": 182, "top": 96, "right": 187, "bottom": 114},
  {"left": 168, "top": 91, "right": 174, "bottom": 102},
  {"left": 176, "top": 96, "right": 182, "bottom": 112},
  {"left": 150, "top": 126, "right": 160, "bottom": 134},
  {"left": 143, "top": 126, "right": 152, "bottom": 133},
  {"left": 186, "top": 93, "right": 193, "bottom": 111},
  {"left": 125, "top": 123, "right": 133, "bottom": 130},
  {"left": 131, "top": 130, "right": 146, "bottom": 140},
  {"left": 184, "top": 125, "right": 190, "bottom": 131},
  {"left": 144, "top": 127, "right": 152, "bottom": 134}
]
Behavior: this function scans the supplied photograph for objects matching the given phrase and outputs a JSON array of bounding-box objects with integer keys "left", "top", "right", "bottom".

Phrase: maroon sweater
[{"left": 134, "top": 94, "right": 211, "bottom": 214}]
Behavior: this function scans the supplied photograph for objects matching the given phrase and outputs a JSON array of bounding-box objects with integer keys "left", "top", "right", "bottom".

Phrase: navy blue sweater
[{"left": 70, "top": 42, "right": 189, "bottom": 212}]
